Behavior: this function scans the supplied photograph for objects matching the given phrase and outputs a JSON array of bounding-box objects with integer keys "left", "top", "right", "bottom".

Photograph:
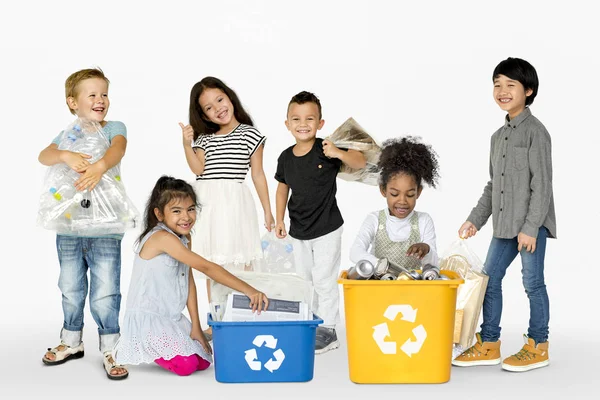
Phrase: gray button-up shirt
[{"left": 467, "top": 107, "right": 556, "bottom": 239}]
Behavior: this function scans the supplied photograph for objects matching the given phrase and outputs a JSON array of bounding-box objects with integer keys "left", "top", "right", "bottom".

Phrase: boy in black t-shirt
[{"left": 274, "top": 91, "right": 366, "bottom": 354}]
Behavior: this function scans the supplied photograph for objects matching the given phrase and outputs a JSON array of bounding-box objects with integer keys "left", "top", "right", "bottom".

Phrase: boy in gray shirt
[{"left": 453, "top": 57, "right": 555, "bottom": 373}]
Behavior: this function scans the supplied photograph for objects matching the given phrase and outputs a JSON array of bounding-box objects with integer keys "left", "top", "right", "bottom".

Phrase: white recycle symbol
[
  {"left": 244, "top": 335, "right": 286, "bottom": 373},
  {"left": 372, "top": 304, "right": 427, "bottom": 357}
]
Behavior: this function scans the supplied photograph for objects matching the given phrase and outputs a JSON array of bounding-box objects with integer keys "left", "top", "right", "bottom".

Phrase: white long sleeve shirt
[{"left": 349, "top": 210, "right": 439, "bottom": 267}]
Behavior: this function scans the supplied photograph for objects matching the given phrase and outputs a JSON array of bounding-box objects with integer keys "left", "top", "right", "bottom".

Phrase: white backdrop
[{"left": 1, "top": 0, "right": 598, "bottom": 398}]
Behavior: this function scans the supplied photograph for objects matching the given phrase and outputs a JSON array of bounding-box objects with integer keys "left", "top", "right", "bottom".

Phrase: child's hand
[
  {"left": 74, "top": 160, "right": 107, "bottom": 191},
  {"left": 458, "top": 221, "right": 478, "bottom": 239},
  {"left": 275, "top": 221, "right": 287, "bottom": 238},
  {"left": 518, "top": 232, "right": 537, "bottom": 253},
  {"left": 62, "top": 151, "right": 92, "bottom": 172},
  {"left": 322, "top": 139, "right": 342, "bottom": 159},
  {"left": 264, "top": 213, "right": 275, "bottom": 232},
  {"left": 407, "top": 243, "right": 430, "bottom": 259},
  {"left": 179, "top": 122, "right": 195, "bottom": 147},
  {"left": 190, "top": 327, "right": 213, "bottom": 355},
  {"left": 245, "top": 289, "right": 269, "bottom": 314}
]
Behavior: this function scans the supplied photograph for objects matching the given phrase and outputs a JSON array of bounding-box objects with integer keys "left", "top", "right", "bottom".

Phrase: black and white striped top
[{"left": 192, "top": 124, "right": 266, "bottom": 182}]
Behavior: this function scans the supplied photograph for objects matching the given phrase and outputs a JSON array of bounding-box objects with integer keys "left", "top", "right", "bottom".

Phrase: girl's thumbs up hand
[{"left": 180, "top": 122, "right": 195, "bottom": 147}]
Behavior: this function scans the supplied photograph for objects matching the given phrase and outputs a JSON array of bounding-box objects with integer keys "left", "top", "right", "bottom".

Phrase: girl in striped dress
[{"left": 180, "top": 77, "right": 274, "bottom": 335}]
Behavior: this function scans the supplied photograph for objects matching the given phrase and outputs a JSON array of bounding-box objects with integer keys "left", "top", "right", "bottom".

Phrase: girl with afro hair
[{"left": 349, "top": 136, "right": 440, "bottom": 270}]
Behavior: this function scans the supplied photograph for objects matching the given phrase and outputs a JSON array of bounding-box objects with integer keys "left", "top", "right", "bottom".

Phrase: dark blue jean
[
  {"left": 480, "top": 226, "right": 550, "bottom": 344},
  {"left": 56, "top": 235, "right": 122, "bottom": 352}
]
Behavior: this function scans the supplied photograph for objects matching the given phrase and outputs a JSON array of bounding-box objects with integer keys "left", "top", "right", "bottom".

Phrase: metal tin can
[
  {"left": 374, "top": 258, "right": 391, "bottom": 277},
  {"left": 347, "top": 260, "right": 375, "bottom": 280},
  {"left": 409, "top": 270, "right": 422, "bottom": 280},
  {"left": 437, "top": 274, "right": 451, "bottom": 280},
  {"left": 379, "top": 273, "right": 396, "bottom": 280},
  {"left": 421, "top": 264, "right": 440, "bottom": 280},
  {"left": 396, "top": 271, "right": 421, "bottom": 280},
  {"left": 375, "top": 257, "right": 415, "bottom": 279},
  {"left": 388, "top": 260, "right": 413, "bottom": 276}
]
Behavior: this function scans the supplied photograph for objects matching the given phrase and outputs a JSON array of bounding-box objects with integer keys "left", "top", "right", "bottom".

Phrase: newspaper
[{"left": 221, "top": 293, "right": 311, "bottom": 322}]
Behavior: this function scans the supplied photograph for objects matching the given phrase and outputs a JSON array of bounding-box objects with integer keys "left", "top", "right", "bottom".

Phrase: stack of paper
[{"left": 221, "top": 293, "right": 311, "bottom": 322}]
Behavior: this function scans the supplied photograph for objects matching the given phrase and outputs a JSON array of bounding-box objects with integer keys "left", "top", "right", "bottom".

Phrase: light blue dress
[{"left": 114, "top": 223, "right": 212, "bottom": 365}]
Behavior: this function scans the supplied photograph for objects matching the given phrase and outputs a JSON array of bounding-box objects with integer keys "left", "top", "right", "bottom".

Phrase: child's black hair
[
  {"left": 137, "top": 176, "right": 198, "bottom": 244},
  {"left": 288, "top": 91, "right": 322, "bottom": 119},
  {"left": 378, "top": 136, "right": 440, "bottom": 189},
  {"left": 189, "top": 76, "right": 254, "bottom": 140},
  {"left": 493, "top": 57, "right": 539, "bottom": 106}
]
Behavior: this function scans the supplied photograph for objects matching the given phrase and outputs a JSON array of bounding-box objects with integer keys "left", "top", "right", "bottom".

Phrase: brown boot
[
  {"left": 502, "top": 335, "right": 549, "bottom": 372},
  {"left": 452, "top": 333, "right": 501, "bottom": 367}
]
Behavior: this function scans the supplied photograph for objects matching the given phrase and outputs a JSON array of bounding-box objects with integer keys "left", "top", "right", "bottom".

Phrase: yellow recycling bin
[{"left": 338, "top": 270, "right": 463, "bottom": 384}]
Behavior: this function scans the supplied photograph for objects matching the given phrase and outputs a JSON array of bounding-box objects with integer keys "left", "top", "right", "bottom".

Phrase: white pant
[{"left": 291, "top": 226, "right": 342, "bottom": 328}]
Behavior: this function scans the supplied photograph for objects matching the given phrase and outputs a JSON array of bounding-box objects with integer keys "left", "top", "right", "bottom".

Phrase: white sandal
[
  {"left": 103, "top": 352, "right": 129, "bottom": 380},
  {"left": 42, "top": 342, "right": 85, "bottom": 366}
]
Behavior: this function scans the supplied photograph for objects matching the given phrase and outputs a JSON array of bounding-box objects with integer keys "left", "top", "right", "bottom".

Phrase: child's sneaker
[
  {"left": 502, "top": 335, "right": 549, "bottom": 372},
  {"left": 315, "top": 327, "right": 340, "bottom": 355},
  {"left": 452, "top": 333, "right": 501, "bottom": 366}
]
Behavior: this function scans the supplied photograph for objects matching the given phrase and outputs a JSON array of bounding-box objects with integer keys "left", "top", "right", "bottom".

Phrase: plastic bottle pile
[{"left": 37, "top": 119, "right": 139, "bottom": 235}]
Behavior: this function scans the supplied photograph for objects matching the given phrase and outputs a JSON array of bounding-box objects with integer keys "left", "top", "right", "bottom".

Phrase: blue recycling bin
[{"left": 207, "top": 314, "right": 323, "bottom": 383}]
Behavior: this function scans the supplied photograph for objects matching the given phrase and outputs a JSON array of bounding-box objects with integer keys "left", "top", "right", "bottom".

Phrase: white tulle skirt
[{"left": 191, "top": 179, "right": 263, "bottom": 276}]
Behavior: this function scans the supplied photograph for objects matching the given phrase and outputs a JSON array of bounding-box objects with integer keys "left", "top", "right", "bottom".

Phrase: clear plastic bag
[
  {"left": 256, "top": 230, "right": 296, "bottom": 274},
  {"left": 439, "top": 239, "right": 489, "bottom": 358},
  {"left": 209, "top": 231, "right": 313, "bottom": 321},
  {"left": 326, "top": 117, "right": 381, "bottom": 186},
  {"left": 37, "top": 119, "right": 139, "bottom": 235},
  {"left": 209, "top": 272, "right": 314, "bottom": 321}
]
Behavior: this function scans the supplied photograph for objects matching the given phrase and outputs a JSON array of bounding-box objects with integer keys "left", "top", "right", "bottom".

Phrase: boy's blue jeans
[
  {"left": 56, "top": 235, "right": 122, "bottom": 353},
  {"left": 480, "top": 226, "right": 550, "bottom": 345}
]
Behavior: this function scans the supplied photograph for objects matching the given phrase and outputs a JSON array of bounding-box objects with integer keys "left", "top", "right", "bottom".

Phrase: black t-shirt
[{"left": 275, "top": 138, "right": 344, "bottom": 240}]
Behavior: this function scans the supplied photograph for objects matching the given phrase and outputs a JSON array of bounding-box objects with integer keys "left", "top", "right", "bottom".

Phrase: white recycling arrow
[
  {"left": 400, "top": 324, "right": 427, "bottom": 357},
  {"left": 373, "top": 304, "right": 428, "bottom": 356},
  {"left": 264, "top": 349, "right": 286, "bottom": 373},
  {"left": 372, "top": 323, "right": 396, "bottom": 354},
  {"left": 253, "top": 335, "right": 278, "bottom": 349},
  {"left": 384, "top": 305, "right": 417, "bottom": 323},
  {"left": 244, "top": 348, "right": 261, "bottom": 370}
]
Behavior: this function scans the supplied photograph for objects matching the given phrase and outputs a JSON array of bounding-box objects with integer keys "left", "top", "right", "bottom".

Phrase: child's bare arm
[
  {"left": 151, "top": 232, "right": 269, "bottom": 312},
  {"left": 322, "top": 140, "right": 366, "bottom": 169},
  {"left": 338, "top": 148, "right": 367, "bottom": 169},
  {"left": 186, "top": 264, "right": 212, "bottom": 354},
  {"left": 74, "top": 135, "right": 127, "bottom": 191},
  {"left": 185, "top": 235, "right": 201, "bottom": 330},
  {"left": 180, "top": 123, "right": 206, "bottom": 175},
  {"left": 184, "top": 146, "right": 206, "bottom": 175},
  {"left": 275, "top": 182, "right": 290, "bottom": 238},
  {"left": 38, "top": 143, "right": 92, "bottom": 170},
  {"left": 250, "top": 144, "right": 274, "bottom": 231},
  {"left": 187, "top": 271, "right": 201, "bottom": 330}
]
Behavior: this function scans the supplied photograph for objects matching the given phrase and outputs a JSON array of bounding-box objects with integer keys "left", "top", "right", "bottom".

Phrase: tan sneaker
[
  {"left": 452, "top": 333, "right": 501, "bottom": 366},
  {"left": 502, "top": 335, "right": 549, "bottom": 372}
]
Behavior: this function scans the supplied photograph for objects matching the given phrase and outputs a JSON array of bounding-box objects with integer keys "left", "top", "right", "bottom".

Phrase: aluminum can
[
  {"left": 375, "top": 257, "right": 413, "bottom": 279},
  {"left": 374, "top": 258, "right": 391, "bottom": 277},
  {"left": 422, "top": 264, "right": 440, "bottom": 280},
  {"left": 347, "top": 260, "right": 375, "bottom": 280},
  {"left": 396, "top": 270, "right": 421, "bottom": 280}
]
